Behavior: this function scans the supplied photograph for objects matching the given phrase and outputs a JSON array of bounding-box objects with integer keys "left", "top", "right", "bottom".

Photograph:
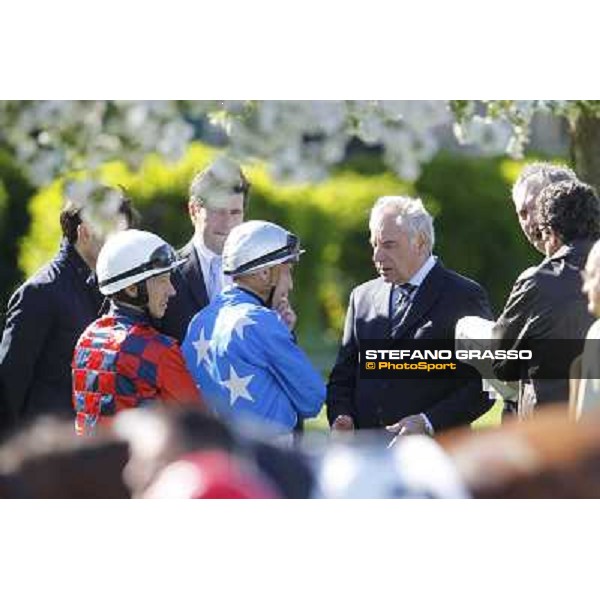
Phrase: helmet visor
[
  {"left": 224, "top": 233, "right": 303, "bottom": 276},
  {"left": 99, "top": 243, "right": 182, "bottom": 289}
]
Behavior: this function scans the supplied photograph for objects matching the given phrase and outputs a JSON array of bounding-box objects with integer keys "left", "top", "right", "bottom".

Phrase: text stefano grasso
[{"left": 363, "top": 349, "right": 533, "bottom": 361}]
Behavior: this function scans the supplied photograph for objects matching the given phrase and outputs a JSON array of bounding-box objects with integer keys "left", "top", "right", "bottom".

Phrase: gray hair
[
  {"left": 512, "top": 162, "right": 577, "bottom": 204},
  {"left": 369, "top": 195, "right": 435, "bottom": 253}
]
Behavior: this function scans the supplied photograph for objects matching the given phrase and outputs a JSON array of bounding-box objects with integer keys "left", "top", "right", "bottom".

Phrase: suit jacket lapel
[
  {"left": 391, "top": 261, "right": 444, "bottom": 339},
  {"left": 358, "top": 278, "right": 393, "bottom": 338},
  {"left": 180, "top": 241, "right": 209, "bottom": 308},
  {"left": 372, "top": 279, "right": 394, "bottom": 339}
]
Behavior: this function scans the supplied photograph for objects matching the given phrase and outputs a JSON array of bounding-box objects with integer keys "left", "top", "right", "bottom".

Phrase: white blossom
[{"left": 0, "top": 100, "right": 576, "bottom": 186}]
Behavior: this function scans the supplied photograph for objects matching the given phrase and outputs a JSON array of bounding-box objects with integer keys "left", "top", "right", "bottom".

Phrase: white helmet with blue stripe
[{"left": 223, "top": 220, "right": 304, "bottom": 277}]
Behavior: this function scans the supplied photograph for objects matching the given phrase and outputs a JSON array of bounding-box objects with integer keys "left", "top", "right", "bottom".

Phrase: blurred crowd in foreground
[
  {"left": 1, "top": 156, "right": 600, "bottom": 498},
  {"left": 2, "top": 404, "right": 600, "bottom": 498}
]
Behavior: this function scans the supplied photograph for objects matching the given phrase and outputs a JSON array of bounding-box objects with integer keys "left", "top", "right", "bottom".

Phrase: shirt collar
[
  {"left": 193, "top": 233, "right": 219, "bottom": 263},
  {"left": 406, "top": 254, "right": 437, "bottom": 288}
]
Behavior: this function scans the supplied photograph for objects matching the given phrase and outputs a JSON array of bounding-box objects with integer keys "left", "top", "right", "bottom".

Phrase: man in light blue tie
[
  {"left": 161, "top": 156, "right": 250, "bottom": 343},
  {"left": 207, "top": 254, "right": 223, "bottom": 301}
]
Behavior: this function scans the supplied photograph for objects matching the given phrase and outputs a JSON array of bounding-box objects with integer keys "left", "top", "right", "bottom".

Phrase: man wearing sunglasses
[
  {"left": 496, "top": 162, "right": 578, "bottom": 419},
  {"left": 511, "top": 163, "right": 577, "bottom": 255},
  {"left": 72, "top": 229, "right": 203, "bottom": 436},
  {"left": 492, "top": 179, "right": 600, "bottom": 418},
  {"left": 161, "top": 156, "right": 250, "bottom": 343}
]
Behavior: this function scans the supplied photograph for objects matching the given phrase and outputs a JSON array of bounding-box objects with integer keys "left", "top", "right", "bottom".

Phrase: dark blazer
[
  {"left": 160, "top": 241, "right": 209, "bottom": 344},
  {"left": 326, "top": 261, "right": 494, "bottom": 432},
  {"left": 0, "top": 241, "right": 103, "bottom": 434},
  {"left": 492, "top": 239, "right": 596, "bottom": 415}
]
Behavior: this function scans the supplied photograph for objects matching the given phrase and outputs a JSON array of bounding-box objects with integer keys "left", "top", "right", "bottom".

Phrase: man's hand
[
  {"left": 331, "top": 414, "right": 355, "bottom": 432},
  {"left": 386, "top": 414, "right": 432, "bottom": 446},
  {"left": 276, "top": 296, "right": 297, "bottom": 331}
]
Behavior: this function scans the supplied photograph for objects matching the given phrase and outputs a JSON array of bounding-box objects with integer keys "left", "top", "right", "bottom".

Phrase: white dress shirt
[
  {"left": 391, "top": 254, "right": 438, "bottom": 435},
  {"left": 391, "top": 254, "right": 437, "bottom": 307},
  {"left": 192, "top": 235, "right": 232, "bottom": 301},
  {"left": 576, "top": 319, "right": 600, "bottom": 419}
]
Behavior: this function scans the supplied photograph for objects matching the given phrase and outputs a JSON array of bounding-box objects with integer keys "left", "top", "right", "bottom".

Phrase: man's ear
[
  {"left": 189, "top": 200, "right": 203, "bottom": 225},
  {"left": 76, "top": 222, "right": 89, "bottom": 245},
  {"left": 252, "top": 267, "right": 272, "bottom": 285},
  {"left": 544, "top": 229, "right": 561, "bottom": 251},
  {"left": 416, "top": 232, "right": 428, "bottom": 255}
]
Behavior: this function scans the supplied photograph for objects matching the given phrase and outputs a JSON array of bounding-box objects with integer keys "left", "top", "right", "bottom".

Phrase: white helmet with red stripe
[{"left": 97, "top": 229, "right": 186, "bottom": 296}]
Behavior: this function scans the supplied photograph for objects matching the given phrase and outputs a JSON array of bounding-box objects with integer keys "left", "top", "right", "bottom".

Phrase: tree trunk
[{"left": 569, "top": 109, "right": 600, "bottom": 194}]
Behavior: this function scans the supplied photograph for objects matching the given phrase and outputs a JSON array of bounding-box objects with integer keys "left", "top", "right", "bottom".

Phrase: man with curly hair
[
  {"left": 498, "top": 163, "right": 578, "bottom": 417},
  {"left": 493, "top": 180, "right": 600, "bottom": 419}
]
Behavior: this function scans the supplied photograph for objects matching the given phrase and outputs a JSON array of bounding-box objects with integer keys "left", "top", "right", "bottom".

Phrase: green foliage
[
  {"left": 19, "top": 144, "right": 218, "bottom": 276},
  {"left": 247, "top": 167, "right": 415, "bottom": 344},
  {"left": 20, "top": 143, "right": 413, "bottom": 344},
  {"left": 416, "top": 152, "right": 539, "bottom": 315},
  {"left": 19, "top": 142, "right": 539, "bottom": 346},
  {"left": 552, "top": 100, "right": 600, "bottom": 122},
  {"left": 0, "top": 149, "right": 35, "bottom": 312}
]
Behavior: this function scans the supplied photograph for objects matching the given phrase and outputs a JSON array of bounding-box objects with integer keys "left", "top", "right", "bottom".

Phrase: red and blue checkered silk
[{"left": 72, "top": 305, "right": 202, "bottom": 435}]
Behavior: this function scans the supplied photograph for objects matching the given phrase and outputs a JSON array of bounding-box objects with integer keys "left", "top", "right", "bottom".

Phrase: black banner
[{"left": 359, "top": 338, "right": 587, "bottom": 380}]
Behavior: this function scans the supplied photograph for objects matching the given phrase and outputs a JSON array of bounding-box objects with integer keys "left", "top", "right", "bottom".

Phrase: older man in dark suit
[
  {"left": 160, "top": 157, "right": 251, "bottom": 343},
  {"left": 492, "top": 179, "right": 600, "bottom": 418},
  {"left": 327, "top": 195, "right": 494, "bottom": 437}
]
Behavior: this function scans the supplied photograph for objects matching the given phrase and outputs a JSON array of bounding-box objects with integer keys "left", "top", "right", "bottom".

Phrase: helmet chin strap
[
  {"left": 266, "top": 286, "right": 276, "bottom": 308},
  {"left": 114, "top": 281, "right": 149, "bottom": 310},
  {"left": 135, "top": 281, "right": 150, "bottom": 307},
  {"left": 265, "top": 265, "right": 281, "bottom": 308}
]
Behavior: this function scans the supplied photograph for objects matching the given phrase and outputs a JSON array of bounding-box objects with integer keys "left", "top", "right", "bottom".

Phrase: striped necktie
[{"left": 391, "top": 283, "right": 417, "bottom": 337}]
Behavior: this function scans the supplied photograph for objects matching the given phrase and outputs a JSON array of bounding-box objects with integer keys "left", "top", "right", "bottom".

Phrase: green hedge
[
  {"left": 416, "top": 152, "right": 540, "bottom": 315},
  {"left": 0, "top": 150, "right": 35, "bottom": 313},
  {"left": 19, "top": 143, "right": 539, "bottom": 346}
]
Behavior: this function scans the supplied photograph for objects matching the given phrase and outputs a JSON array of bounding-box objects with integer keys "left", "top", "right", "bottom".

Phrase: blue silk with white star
[{"left": 182, "top": 286, "right": 325, "bottom": 433}]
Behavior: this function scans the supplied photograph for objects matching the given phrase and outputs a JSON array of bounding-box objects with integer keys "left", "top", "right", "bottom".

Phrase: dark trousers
[{"left": 502, "top": 398, "right": 518, "bottom": 422}]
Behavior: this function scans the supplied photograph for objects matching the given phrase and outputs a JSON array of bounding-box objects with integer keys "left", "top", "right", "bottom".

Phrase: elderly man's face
[
  {"left": 370, "top": 212, "right": 426, "bottom": 284},
  {"left": 582, "top": 247, "right": 600, "bottom": 317},
  {"left": 513, "top": 182, "right": 545, "bottom": 254}
]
